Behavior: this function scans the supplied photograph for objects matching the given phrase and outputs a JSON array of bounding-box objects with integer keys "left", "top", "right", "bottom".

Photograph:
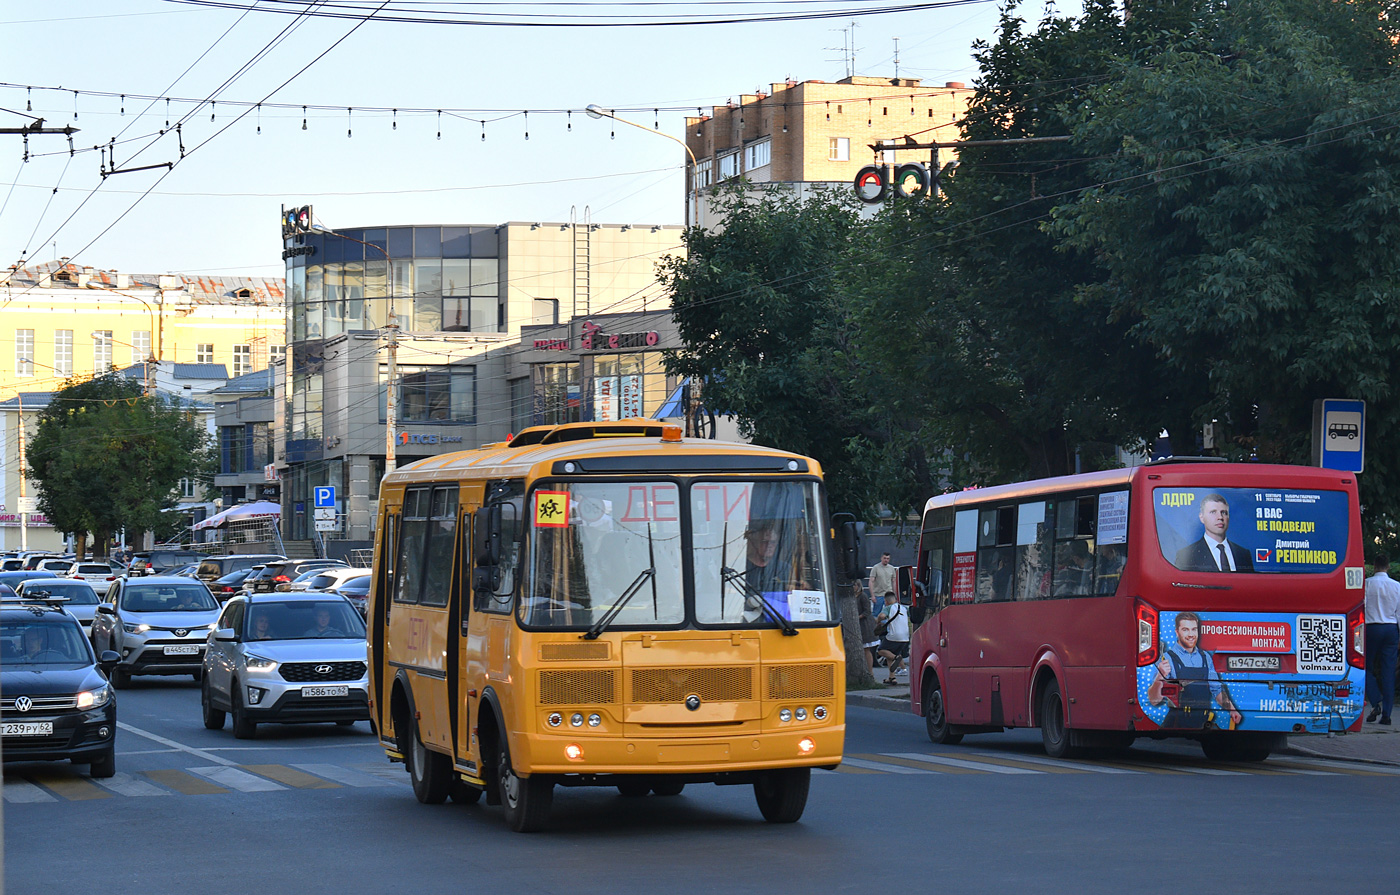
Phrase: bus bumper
[{"left": 515, "top": 725, "right": 845, "bottom": 776}]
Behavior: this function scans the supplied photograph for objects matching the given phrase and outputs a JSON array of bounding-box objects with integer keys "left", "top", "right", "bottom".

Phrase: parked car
[
  {"left": 247, "top": 559, "right": 348, "bottom": 594},
  {"left": 0, "top": 595, "right": 119, "bottom": 777},
  {"left": 22, "top": 554, "right": 62, "bottom": 571},
  {"left": 15, "top": 579, "right": 103, "bottom": 633},
  {"left": 195, "top": 554, "right": 286, "bottom": 584},
  {"left": 36, "top": 558, "right": 78, "bottom": 574},
  {"left": 127, "top": 550, "right": 209, "bottom": 577},
  {"left": 170, "top": 563, "right": 202, "bottom": 578},
  {"left": 65, "top": 561, "right": 119, "bottom": 596},
  {"left": 89, "top": 576, "right": 221, "bottom": 688},
  {"left": 328, "top": 575, "right": 371, "bottom": 617},
  {"left": 0, "top": 570, "right": 59, "bottom": 592},
  {"left": 201, "top": 592, "right": 370, "bottom": 739},
  {"left": 208, "top": 568, "right": 255, "bottom": 602},
  {"left": 297, "top": 567, "right": 372, "bottom": 594}
]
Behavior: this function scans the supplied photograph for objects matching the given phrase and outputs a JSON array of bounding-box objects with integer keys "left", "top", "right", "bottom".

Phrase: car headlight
[
  {"left": 244, "top": 654, "right": 278, "bottom": 671},
  {"left": 76, "top": 685, "right": 111, "bottom": 709},
  {"left": 122, "top": 622, "right": 150, "bottom": 634}
]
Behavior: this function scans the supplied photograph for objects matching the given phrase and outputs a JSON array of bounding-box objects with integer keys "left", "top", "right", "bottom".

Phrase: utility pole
[
  {"left": 385, "top": 295, "right": 398, "bottom": 474},
  {"left": 16, "top": 392, "right": 27, "bottom": 552}
]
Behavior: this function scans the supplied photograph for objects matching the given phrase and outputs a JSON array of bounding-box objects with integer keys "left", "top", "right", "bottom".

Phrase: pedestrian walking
[
  {"left": 875, "top": 592, "right": 910, "bottom": 685},
  {"left": 1364, "top": 554, "right": 1400, "bottom": 725}
]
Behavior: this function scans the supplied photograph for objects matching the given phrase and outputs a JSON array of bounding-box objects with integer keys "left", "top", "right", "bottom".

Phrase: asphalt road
[{"left": 6, "top": 677, "right": 1400, "bottom": 895}]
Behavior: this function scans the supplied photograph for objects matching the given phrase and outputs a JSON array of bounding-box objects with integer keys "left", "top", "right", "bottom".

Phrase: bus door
[
  {"left": 452, "top": 485, "right": 483, "bottom": 770},
  {"left": 469, "top": 481, "right": 523, "bottom": 687},
  {"left": 371, "top": 506, "right": 399, "bottom": 740}
]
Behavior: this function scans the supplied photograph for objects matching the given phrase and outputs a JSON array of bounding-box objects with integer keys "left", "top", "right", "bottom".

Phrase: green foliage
[{"left": 26, "top": 374, "right": 214, "bottom": 548}]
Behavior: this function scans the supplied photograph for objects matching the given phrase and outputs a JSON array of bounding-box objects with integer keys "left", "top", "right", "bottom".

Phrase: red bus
[{"left": 902, "top": 459, "right": 1367, "bottom": 762}]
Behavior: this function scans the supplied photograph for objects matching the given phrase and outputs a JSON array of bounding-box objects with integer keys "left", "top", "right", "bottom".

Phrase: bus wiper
[
  {"left": 583, "top": 567, "right": 656, "bottom": 640},
  {"left": 720, "top": 567, "right": 798, "bottom": 636}
]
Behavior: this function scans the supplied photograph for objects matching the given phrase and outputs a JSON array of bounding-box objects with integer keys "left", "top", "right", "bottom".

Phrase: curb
[
  {"left": 1283, "top": 740, "right": 1400, "bottom": 768},
  {"left": 847, "top": 690, "right": 910, "bottom": 713}
]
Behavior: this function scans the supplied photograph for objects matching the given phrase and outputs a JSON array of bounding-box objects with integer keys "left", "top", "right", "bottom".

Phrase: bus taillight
[
  {"left": 1136, "top": 601, "right": 1159, "bottom": 667},
  {"left": 1348, "top": 605, "right": 1366, "bottom": 670}
]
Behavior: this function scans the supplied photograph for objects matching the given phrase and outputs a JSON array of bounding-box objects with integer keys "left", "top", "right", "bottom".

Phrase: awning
[{"left": 193, "top": 500, "right": 282, "bottom": 531}]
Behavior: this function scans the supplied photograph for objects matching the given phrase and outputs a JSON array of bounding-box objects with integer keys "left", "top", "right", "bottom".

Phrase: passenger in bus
[
  {"left": 1175, "top": 493, "right": 1253, "bottom": 572},
  {"left": 1146, "top": 612, "right": 1243, "bottom": 729},
  {"left": 1053, "top": 541, "right": 1093, "bottom": 596}
]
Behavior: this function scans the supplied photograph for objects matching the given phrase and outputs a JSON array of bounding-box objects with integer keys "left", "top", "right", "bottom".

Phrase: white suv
[
  {"left": 89, "top": 576, "right": 221, "bottom": 688},
  {"left": 66, "top": 562, "right": 119, "bottom": 596}
]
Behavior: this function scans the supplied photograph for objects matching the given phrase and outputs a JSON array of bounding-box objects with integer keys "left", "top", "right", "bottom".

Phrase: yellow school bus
[{"left": 367, "top": 420, "right": 852, "bottom": 831}]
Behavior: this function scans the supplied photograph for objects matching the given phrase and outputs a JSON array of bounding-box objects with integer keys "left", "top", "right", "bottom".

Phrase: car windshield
[
  {"left": 522, "top": 481, "right": 685, "bottom": 629},
  {"left": 22, "top": 582, "right": 100, "bottom": 605},
  {"left": 691, "top": 480, "right": 836, "bottom": 626},
  {"left": 337, "top": 576, "right": 370, "bottom": 593},
  {"left": 120, "top": 584, "right": 217, "bottom": 612},
  {"left": 243, "top": 600, "right": 366, "bottom": 641},
  {"left": 1, "top": 621, "right": 91, "bottom": 664}
]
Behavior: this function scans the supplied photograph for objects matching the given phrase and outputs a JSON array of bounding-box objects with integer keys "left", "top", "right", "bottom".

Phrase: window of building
[
  {"left": 178, "top": 477, "right": 198, "bottom": 499},
  {"left": 15, "top": 329, "right": 34, "bottom": 377},
  {"left": 270, "top": 345, "right": 286, "bottom": 365},
  {"left": 132, "top": 331, "right": 151, "bottom": 365},
  {"left": 510, "top": 377, "right": 533, "bottom": 434},
  {"left": 92, "top": 331, "right": 112, "bottom": 372},
  {"left": 828, "top": 137, "right": 850, "bottom": 162},
  {"left": 718, "top": 150, "right": 740, "bottom": 180},
  {"left": 196, "top": 344, "right": 214, "bottom": 364},
  {"left": 532, "top": 298, "right": 559, "bottom": 326},
  {"left": 54, "top": 330, "right": 73, "bottom": 376},
  {"left": 536, "top": 362, "right": 581, "bottom": 425},
  {"left": 745, "top": 138, "right": 771, "bottom": 171},
  {"left": 233, "top": 345, "right": 252, "bottom": 377},
  {"left": 693, "top": 158, "right": 713, "bottom": 189},
  {"left": 591, "top": 353, "right": 665, "bottom": 421},
  {"left": 381, "top": 364, "right": 476, "bottom": 424}
]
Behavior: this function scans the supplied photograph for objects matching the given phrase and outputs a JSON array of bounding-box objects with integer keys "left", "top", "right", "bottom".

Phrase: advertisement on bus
[
  {"left": 1152, "top": 486, "right": 1353, "bottom": 575},
  {"left": 1137, "top": 609, "right": 1365, "bottom": 734}
]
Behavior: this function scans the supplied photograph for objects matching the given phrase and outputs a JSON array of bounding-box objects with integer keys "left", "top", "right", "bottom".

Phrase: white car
[
  {"left": 291, "top": 567, "right": 372, "bottom": 593},
  {"left": 65, "top": 562, "right": 119, "bottom": 596}
]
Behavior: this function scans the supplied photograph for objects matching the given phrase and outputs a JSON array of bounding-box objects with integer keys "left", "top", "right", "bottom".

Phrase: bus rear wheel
[
  {"left": 408, "top": 720, "right": 452, "bottom": 804},
  {"left": 1039, "top": 679, "right": 1077, "bottom": 759},
  {"left": 1201, "top": 733, "right": 1275, "bottom": 763},
  {"left": 922, "top": 673, "right": 963, "bottom": 745},
  {"left": 753, "top": 768, "right": 810, "bottom": 824},
  {"left": 497, "top": 737, "right": 553, "bottom": 832}
]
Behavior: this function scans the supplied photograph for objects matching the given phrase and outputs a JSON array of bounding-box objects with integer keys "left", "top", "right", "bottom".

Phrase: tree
[{"left": 26, "top": 374, "right": 214, "bottom": 558}]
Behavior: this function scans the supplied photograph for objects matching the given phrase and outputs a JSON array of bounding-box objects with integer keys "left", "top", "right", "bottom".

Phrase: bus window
[
  {"left": 395, "top": 488, "right": 430, "bottom": 605},
  {"left": 692, "top": 480, "right": 835, "bottom": 626},
  {"left": 420, "top": 486, "right": 458, "bottom": 608},
  {"left": 917, "top": 527, "right": 953, "bottom": 614},
  {"left": 1015, "top": 500, "right": 1053, "bottom": 601},
  {"left": 975, "top": 506, "right": 1015, "bottom": 603}
]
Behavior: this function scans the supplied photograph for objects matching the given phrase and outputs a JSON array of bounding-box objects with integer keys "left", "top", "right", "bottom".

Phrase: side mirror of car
[
  {"left": 98, "top": 650, "right": 120, "bottom": 671},
  {"left": 97, "top": 604, "right": 115, "bottom": 614},
  {"left": 213, "top": 627, "right": 237, "bottom": 642},
  {"left": 831, "top": 513, "right": 862, "bottom": 583}
]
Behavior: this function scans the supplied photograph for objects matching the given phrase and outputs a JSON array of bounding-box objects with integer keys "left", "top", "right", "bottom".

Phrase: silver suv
[
  {"left": 89, "top": 576, "right": 221, "bottom": 687},
  {"left": 201, "top": 593, "right": 369, "bottom": 739}
]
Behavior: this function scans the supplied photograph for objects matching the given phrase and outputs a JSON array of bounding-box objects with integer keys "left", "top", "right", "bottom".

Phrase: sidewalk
[{"left": 845, "top": 679, "right": 1400, "bottom": 766}]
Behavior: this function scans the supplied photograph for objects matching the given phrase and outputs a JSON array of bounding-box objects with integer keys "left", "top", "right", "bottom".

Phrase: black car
[
  {"left": 247, "top": 559, "right": 348, "bottom": 593},
  {"left": 1, "top": 598, "right": 120, "bottom": 777},
  {"left": 128, "top": 550, "right": 209, "bottom": 577},
  {"left": 208, "top": 568, "right": 256, "bottom": 601},
  {"left": 195, "top": 554, "right": 286, "bottom": 584},
  {"left": 329, "top": 575, "right": 371, "bottom": 617}
]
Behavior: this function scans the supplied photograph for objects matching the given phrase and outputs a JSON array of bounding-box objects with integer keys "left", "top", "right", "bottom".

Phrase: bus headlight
[
  {"left": 795, "top": 707, "right": 808, "bottom": 721},
  {"left": 547, "top": 712, "right": 562, "bottom": 727},
  {"left": 779, "top": 709, "right": 792, "bottom": 723},
  {"left": 587, "top": 713, "right": 601, "bottom": 727},
  {"left": 570, "top": 713, "right": 584, "bottom": 727}
]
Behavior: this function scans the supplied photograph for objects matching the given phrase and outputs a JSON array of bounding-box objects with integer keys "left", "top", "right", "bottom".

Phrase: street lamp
[{"left": 585, "top": 105, "right": 697, "bottom": 227}]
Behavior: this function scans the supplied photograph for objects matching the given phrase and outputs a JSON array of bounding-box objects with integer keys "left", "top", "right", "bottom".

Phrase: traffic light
[{"left": 281, "top": 205, "right": 313, "bottom": 237}]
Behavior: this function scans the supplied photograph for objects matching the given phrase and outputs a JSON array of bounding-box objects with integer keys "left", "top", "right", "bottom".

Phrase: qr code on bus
[{"left": 1296, "top": 614, "right": 1345, "bottom": 675}]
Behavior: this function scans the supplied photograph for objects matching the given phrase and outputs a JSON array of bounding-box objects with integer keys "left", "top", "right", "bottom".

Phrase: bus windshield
[
  {"left": 523, "top": 481, "right": 685, "bottom": 628},
  {"left": 692, "top": 480, "right": 835, "bottom": 626},
  {"left": 1152, "top": 486, "right": 1349, "bottom": 574}
]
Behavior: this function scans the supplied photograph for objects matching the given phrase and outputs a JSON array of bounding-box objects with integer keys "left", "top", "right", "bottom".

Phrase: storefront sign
[
  {"left": 398, "top": 432, "right": 465, "bottom": 447},
  {"left": 533, "top": 338, "right": 570, "bottom": 350},
  {"left": 0, "top": 513, "right": 50, "bottom": 527},
  {"left": 580, "top": 320, "right": 659, "bottom": 351}
]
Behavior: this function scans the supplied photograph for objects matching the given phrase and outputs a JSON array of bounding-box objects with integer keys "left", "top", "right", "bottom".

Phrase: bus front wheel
[
  {"left": 497, "top": 737, "right": 553, "bottom": 832},
  {"left": 1039, "top": 679, "right": 1077, "bottom": 759},
  {"left": 753, "top": 768, "right": 810, "bottom": 823},
  {"left": 922, "top": 673, "right": 963, "bottom": 745}
]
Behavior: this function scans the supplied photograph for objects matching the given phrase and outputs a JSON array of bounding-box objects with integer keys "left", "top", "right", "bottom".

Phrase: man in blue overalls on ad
[{"left": 1148, "top": 612, "right": 1244, "bottom": 729}]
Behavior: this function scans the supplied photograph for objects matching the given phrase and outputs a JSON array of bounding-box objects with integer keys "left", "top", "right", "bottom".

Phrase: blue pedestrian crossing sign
[
  {"left": 313, "top": 486, "right": 336, "bottom": 508},
  {"left": 1312, "top": 399, "right": 1365, "bottom": 473}
]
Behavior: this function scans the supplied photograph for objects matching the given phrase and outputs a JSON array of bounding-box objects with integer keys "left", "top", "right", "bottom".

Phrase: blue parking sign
[{"left": 314, "top": 486, "right": 336, "bottom": 508}]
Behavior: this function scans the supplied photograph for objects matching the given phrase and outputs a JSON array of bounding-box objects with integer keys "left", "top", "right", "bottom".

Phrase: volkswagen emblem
[
  {"left": 315, "top": 664, "right": 333, "bottom": 675},
  {"left": 174, "top": 628, "right": 188, "bottom": 638},
  {"left": 685, "top": 694, "right": 701, "bottom": 711},
  {"left": 14, "top": 696, "right": 32, "bottom": 713}
]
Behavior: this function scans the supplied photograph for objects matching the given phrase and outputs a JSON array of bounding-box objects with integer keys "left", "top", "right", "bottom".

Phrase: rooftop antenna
[{"left": 893, "top": 37, "right": 900, "bottom": 80}]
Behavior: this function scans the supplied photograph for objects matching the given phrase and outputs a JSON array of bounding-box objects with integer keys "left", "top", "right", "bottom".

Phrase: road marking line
[
  {"left": 1153, "top": 765, "right": 1248, "bottom": 776},
  {"left": 188, "top": 766, "right": 287, "bottom": 792},
  {"left": 1079, "top": 759, "right": 1189, "bottom": 775},
  {"left": 839, "top": 756, "right": 936, "bottom": 774},
  {"left": 293, "top": 763, "right": 395, "bottom": 787},
  {"left": 946, "top": 753, "right": 1087, "bottom": 774},
  {"left": 888, "top": 752, "right": 1039, "bottom": 775},
  {"left": 142, "top": 769, "right": 228, "bottom": 795},
  {"left": 242, "top": 764, "right": 342, "bottom": 789},
  {"left": 118, "top": 721, "right": 237, "bottom": 767},
  {"left": 820, "top": 765, "right": 881, "bottom": 775},
  {"left": 964, "top": 752, "right": 1138, "bottom": 774},
  {"left": 1274, "top": 757, "right": 1400, "bottom": 776},
  {"left": 850, "top": 753, "right": 984, "bottom": 775},
  {"left": 2, "top": 778, "right": 57, "bottom": 803},
  {"left": 25, "top": 771, "right": 112, "bottom": 800},
  {"left": 93, "top": 772, "right": 172, "bottom": 797},
  {"left": 351, "top": 763, "right": 412, "bottom": 783}
]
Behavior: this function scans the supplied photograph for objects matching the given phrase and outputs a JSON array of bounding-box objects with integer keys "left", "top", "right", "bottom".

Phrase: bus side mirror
[
  {"left": 476, "top": 505, "right": 503, "bottom": 566},
  {"left": 831, "top": 513, "right": 861, "bottom": 582}
]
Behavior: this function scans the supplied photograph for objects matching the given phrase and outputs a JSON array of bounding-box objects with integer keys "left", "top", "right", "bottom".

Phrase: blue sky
[{"left": 0, "top": 1, "right": 1080, "bottom": 276}]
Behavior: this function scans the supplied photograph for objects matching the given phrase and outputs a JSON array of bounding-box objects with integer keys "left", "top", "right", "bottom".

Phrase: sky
[{"left": 0, "top": 0, "right": 1082, "bottom": 277}]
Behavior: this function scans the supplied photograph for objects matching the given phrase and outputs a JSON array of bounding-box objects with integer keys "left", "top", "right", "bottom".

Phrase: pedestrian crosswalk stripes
[{"left": 4, "top": 752, "right": 1398, "bottom": 801}]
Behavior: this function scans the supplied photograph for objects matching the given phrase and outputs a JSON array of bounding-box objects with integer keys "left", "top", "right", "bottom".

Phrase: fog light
[
  {"left": 570, "top": 713, "right": 584, "bottom": 727},
  {"left": 798, "top": 736, "right": 816, "bottom": 755},
  {"left": 247, "top": 686, "right": 265, "bottom": 705},
  {"left": 547, "top": 712, "right": 562, "bottom": 727},
  {"left": 98, "top": 726, "right": 110, "bottom": 738},
  {"left": 564, "top": 743, "right": 584, "bottom": 761},
  {"left": 813, "top": 705, "right": 828, "bottom": 721},
  {"left": 587, "top": 713, "right": 601, "bottom": 727},
  {"left": 779, "top": 709, "right": 792, "bottom": 723},
  {"left": 795, "top": 707, "right": 808, "bottom": 721}
]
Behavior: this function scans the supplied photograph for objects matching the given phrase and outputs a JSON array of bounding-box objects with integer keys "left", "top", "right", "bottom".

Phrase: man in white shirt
[
  {"left": 875, "top": 592, "right": 910, "bottom": 685},
  {"left": 1364, "top": 555, "right": 1400, "bottom": 725}
]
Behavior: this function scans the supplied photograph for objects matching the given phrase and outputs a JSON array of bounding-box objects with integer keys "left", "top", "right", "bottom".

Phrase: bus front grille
[
  {"left": 630, "top": 667, "right": 754, "bottom": 703},
  {"left": 766, "top": 664, "right": 836, "bottom": 700},
  {"left": 538, "top": 669, "right": 617, "bottom": 705}
]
